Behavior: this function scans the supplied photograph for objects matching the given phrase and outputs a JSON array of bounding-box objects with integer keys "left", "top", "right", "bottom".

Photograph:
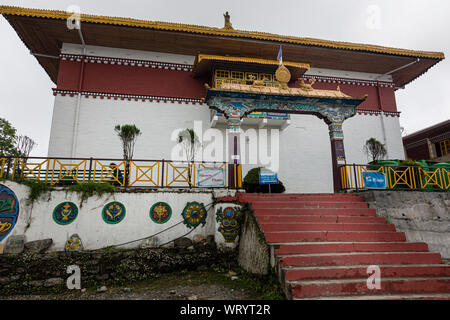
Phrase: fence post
[
  {"left": 88, "top": 157, "right": 93, "bottom": 182},
  {"left": 5, "top": 157, "right": 12, "bottom": 180},
  {"left": 413, "top": 166, "right": 419, "bottom": 190},
  {"left": 11, "top": 158, "right": 18, "bottom": 181},
  {"left": 161, "top": 160, "right": 165, "bottom": 187},
  {"left": 353, "top": 163, "right": 359, "bottom": 192},
  {"left": 125, "top": 160, "right": 130, "bottom": 187},
  {"left": 238, "top": 164, "right": 242, "bottom": 189}
]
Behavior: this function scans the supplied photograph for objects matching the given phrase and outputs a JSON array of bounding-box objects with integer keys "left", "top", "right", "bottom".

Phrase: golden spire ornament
[{"left": 275, "top": 64, "right": 291, "bottom": 88}]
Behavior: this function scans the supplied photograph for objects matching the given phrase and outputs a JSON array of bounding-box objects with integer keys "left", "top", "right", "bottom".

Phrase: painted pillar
[
  {"left": 227, "top": 116, "right": 242, "bottom": 188},
  {"left": 376, "top": 82, "right": 389, "bottom": 158},
  {"left": 328, "top": 122, "right": 346, "bottom": 193}
]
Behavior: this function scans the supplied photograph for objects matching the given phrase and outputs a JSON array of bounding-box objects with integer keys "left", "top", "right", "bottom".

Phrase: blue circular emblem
[
  {"left": 0, "top": 184, "right": 20, "bottom": 242},
  {"left": 102, "top": 201, "right": 126, "bottom": 224},
  {"left": 53, "top": 202, "right": 78, "bottom": 225}
]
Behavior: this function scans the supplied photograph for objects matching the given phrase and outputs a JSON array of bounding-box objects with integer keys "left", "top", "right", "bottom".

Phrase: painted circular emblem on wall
[
  {"left": 182, "top": 202, "right": 207, "bottom": 228},
  {"left": 0, "top": 184, "right": 20, "bottom": 242},
  {"left": 223, "top": 207, "right": 236, "bottom": 218},
  {"left": 150, "top": 202, "right": 172, "bottom": 224},
  {"left": 102, "top": 201, "right": 126, "bottom": 224},
  {"left": 53, "top": 202, "right": 78, "bottom": 225}
]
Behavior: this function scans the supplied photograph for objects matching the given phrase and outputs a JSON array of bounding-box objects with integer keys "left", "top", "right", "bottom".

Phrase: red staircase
[{"left": 237, "top": 193, "right": 450, "bottom": 300}]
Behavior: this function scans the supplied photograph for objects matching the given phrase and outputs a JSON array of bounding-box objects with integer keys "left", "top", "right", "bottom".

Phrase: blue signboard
[
  {"left": 363, "top": 171, "right": 387, "bottom": 189},
  {"left": 259, "top": 172, "right": 278, "bottom": 184}
]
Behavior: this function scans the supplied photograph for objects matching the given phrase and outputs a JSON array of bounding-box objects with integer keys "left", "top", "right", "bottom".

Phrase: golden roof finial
[
  {"left": 223, "top": 11, "right": 233, "bottom": 29},
  {"left": 275, "top": 65, "right": 291, "bottom": 88}
]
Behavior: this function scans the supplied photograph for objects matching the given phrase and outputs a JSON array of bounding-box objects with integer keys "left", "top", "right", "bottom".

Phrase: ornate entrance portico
[{"left": 205, "top": 66, "right": 367, "bottom": 192}]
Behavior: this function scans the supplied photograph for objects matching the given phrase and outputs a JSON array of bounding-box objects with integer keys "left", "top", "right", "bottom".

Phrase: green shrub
[
  {"left": 398, "top": 159, "right": 423, "bottom": 167},
  {"left": 23, "top": 180, "right": 50, "bottom": 204},
  {"left": 242, "top": 167, "right": 285, "bottom": 193},
  {"left": 68, "top": 182, "right": 116, "bottom": 205}
]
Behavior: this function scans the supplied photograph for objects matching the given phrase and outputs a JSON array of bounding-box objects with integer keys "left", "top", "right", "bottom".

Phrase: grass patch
[
  {"left": 22, "top": 180, "right": 51, "bottom": 204},
  {"left": 121, "top": 267, "right": 286, "bottom": 300},
  {"left": 68, "top": 182, "right": 116, "bottom": 206}
]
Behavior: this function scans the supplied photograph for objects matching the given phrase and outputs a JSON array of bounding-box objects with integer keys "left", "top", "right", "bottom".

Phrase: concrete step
[
  {"left": 266, "top": 231, "right": 406, "bottom": 243},
  {"left": 290, "top": 278, "right": 450, "bottom": 299},
  {"left": 285, "top": 265, "right": 450, "bottom": 281},
  {"left": 260, "top": 223, "right": 396, "bottom": 232},
  {"left": 238, "top": 193, "right": 363, "bottom": 197},
  {"left": 239, "top": 192, "right": 449, "bottom": 299},
  {"left": 280, "top": 252, "right": 442, "bottom": 267},
  {"left": 238, "top": 194, "right": 366, "bottom": 203},
  {"left": 241, "top": 198, "right": 367, "bottom": 204},
  {"left": 254, "top": 208, "right": 377, "bottom": 217},
  {"left": 256, "top": 215, "right": 387, "bottom": 224},
  {"left": 250, "top": 201, "right": 369, "bottom": 209},
  {"left": 275, "top": 242, "right": 429, "bottom": 255}
]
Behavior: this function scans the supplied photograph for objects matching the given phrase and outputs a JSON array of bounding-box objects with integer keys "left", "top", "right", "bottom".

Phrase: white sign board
[{"left": 196, "top": 168, "right": 225, "bottom": 187}]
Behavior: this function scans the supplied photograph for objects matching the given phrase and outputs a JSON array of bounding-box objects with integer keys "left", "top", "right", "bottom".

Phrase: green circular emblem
[
  {"left": 102, "top": 201, "right": 126, "bottom": 224},
  {"left": 149, "top": 202, "right": 172, "bottom": 224},
  {"left": 53, "top": 202, "right": 78, "bottom": 225}
]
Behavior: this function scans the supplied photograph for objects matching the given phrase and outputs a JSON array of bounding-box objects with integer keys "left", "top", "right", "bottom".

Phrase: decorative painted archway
[{"left": 205, "top": 71, "right": 367, "bottom": 192}]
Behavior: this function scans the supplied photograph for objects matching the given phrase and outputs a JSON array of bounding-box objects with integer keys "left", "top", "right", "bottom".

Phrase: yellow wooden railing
[
  {"left": 341, "top": 164, "right": 450, "bottom": 191},
  {"left": 165, "top": 161, "right": 195, "bottom": 186},
  {"left": 92, "top": 160, "right": 126, "bottom": 186},
  {"left": 50, "top": 159, "right": 88, "bottom": 185},
  {"left": 128, "top": 160, "right": 160, "bottom": 186},
  {"left": 233, "top": 163, "right": 242, "bottom": 189},
  {"left": 0, "top": 157, "right": 237, "bottom": 188}
]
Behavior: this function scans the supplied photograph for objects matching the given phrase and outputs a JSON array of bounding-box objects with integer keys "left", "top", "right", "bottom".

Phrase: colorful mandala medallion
[
  {"left": 150, "top": 202, "right": 172, "bottom": 224},
  {"left": 0, "top": 184, "right": 20, "bottom": 242},
  {"left": 102, "top": 201, "right": 126, "bottom": 224},
  {"left": 216, "top": 206, "right": 243, "bottom": 242},
  {"left": 53, "top": 202, "right": 78, "bottom": 225},
  {"left": 182, "top": 202, "right": 207, "bottom": 228}
]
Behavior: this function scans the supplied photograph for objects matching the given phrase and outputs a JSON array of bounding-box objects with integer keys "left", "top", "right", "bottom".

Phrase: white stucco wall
[
  {"left": 344, "top": 114, "right": 405, "bottom": 164},
  {"left": 62, "top": 43, "right": 195, "bottom": 65},
  {"left": 48, "top": 96, "right": 212, "bottom": 160},
  {"left": 1, "top": 181, "right": 220, "bottom": 251},
  {"left": 47, "top": 95, "right": 404, "bottom": 193},
  {"left": 48, "top": 44, "right": 405, "bottom": 193},
  {"left": 306, "top": 67, "right": 393, "bottom": 82}
]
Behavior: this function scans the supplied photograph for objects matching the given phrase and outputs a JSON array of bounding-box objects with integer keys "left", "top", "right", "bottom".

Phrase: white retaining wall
[{"left": 1, "top": 181, "right": 229, "bottom": 251}]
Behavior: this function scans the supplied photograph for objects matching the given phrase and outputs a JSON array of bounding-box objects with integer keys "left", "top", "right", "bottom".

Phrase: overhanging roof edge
[{"left": 0, "top": 5, "right": 445, "bottom": 61}]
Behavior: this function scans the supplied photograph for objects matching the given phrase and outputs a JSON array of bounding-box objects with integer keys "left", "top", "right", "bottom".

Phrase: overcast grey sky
[{"left": 0, "top": 0, "right": 449, "bottom": 156}]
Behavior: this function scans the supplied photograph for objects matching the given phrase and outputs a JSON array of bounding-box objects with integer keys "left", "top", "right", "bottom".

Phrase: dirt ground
[
  {"left": 1, "top": 284, "right": 251, "bottom": 300},
  {"left": 0, "top": 269, "right": 284, "bottom": 300}
]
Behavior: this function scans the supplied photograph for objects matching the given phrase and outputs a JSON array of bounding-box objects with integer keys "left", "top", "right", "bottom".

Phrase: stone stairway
[{"left": 237, "top": 193, "right": 450, "bottom": 300}]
